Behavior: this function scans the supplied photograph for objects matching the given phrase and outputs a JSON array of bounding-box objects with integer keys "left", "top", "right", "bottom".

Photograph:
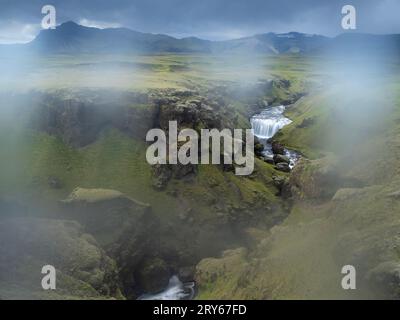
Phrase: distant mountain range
[{"left": 2, "top": 21, "right": 400, "bottom": 55}]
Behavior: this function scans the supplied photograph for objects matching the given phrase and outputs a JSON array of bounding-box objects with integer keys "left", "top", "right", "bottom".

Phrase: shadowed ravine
[{"left": 138, "top": 103, "right": 301, "bottom": 300}]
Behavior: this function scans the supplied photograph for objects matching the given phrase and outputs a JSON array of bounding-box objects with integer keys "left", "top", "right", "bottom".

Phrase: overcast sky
[{"left": 0, "top": 0, "right": 400, "bottom": 43}]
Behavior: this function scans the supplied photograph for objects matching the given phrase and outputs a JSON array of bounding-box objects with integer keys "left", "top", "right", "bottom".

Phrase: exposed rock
[
  {"left": 272, "top": 175, "right": 292, "bottom": 197},
  {"left": 32, "top": 98, "right": 108, "bottom": 147},
  {"left": 152, "top": 163, "right": 197, "bottom": 190},
  {"left": 136, "top": 258, "right": 171, "bottom": 294},
  {"left": 275, "top": 163, "right": 290, "bottom": 172},
  {"left": 48, "top": 176, "right": 63, "bottom": 189},
  {"left": 188, "top": 99, "right": 202, "bottom": 107},
  {"left": 60, "top": 188, "right": 160, "bottom": 299},
  {"left": 149, "top": 90, "right": 241, "bottom": 188},
  {"left": 273, "top": 154, "right": 290, "bottom": 164},
  {"left": 271, "top": 141, "right": 285, "bottom": 155},
  {"left": 297, "top": 117, "right": 315, "bottom": 128},
  {"left": 114, "top": 104, "right": 159, "bottom": 140},
  {"left": 272, "top": 175, "right": 286, "bottom": 189},
  {"left": 263, "top": 157, "right": 274, "bottom": 164},
  {"left": 30, "top": 91, "right": 157, "bottom": 147},
  {"left": 178, "top": 266, "right": 196, "bottom": 283},
  {"left": 254, "top": 143, "right": 264, "bottom": 157},
  {"left": 274, "top": 79, "right": 291, "bottom": 89},
  {"left": 0, "top": 217, "right": 122, "bottom": 299},
  {"left": 367, "top": 261, "right": 400, "bottom": 299},
  {"left": 174, "top": 90, "right": 196, "bottom": 98},
  {"left": 173, "top": 163, "right": 197, "bottom": 179},
  {"left": 152, "top": 164, "right": 173, "bottom": 190}
]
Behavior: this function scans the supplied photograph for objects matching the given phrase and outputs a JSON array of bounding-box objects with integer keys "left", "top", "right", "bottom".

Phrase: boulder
[
  {"left": 273, "top": 154, "right": 290, "bottom": 164},
  {"left": 271, "top": 141, "right": 285, "bottom": 155},
  {"left": 263, "top": 157, "right": 274, "bottom": 164},
  {"left": 275, "top": 163, "right": 290, "bottom": 172},
  {"left": 254, "top": 143, "right": 264, "bottom": 157}
]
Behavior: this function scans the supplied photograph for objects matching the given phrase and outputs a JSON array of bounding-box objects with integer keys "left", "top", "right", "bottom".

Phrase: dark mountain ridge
[{"left": 2, "top": 21, "right": 400, "bottom": 56}]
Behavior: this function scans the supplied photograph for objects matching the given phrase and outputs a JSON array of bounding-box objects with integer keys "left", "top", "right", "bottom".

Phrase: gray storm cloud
[{"left": 0, "top": 0, "right": 400, "bottom": 43}]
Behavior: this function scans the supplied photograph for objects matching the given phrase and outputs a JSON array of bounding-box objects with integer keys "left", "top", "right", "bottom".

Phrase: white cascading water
[
  {"left": 251, "top": 105, "right": 299, "bottom": 168},
  {"left": 138, "top": 276, "right": 195, "bottom": 300},
  {"left": 250, "top": 105, "right": 292, "bottom": 139}
]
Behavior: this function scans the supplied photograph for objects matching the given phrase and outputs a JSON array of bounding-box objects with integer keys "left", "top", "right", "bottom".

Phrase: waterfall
[
  {"left": 138, "top": 276, "right": 195, "bottom": 300},
  {"left": 251, "top": 105, "right": 299, "bottom": 168},
  {"left": 250, "top": 105, "right": 292, "bottom": 139}
]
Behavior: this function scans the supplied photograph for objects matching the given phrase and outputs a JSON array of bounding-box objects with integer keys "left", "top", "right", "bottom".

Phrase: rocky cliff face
[
  {"left": 60, "top": 188, "right": 170, "bottom": 298},
  {"left": 0, "top": 217, "right": 122, "bottom": 299},
  {"left": 30, "top": 91, "right": 157, "bottom": 147}
]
